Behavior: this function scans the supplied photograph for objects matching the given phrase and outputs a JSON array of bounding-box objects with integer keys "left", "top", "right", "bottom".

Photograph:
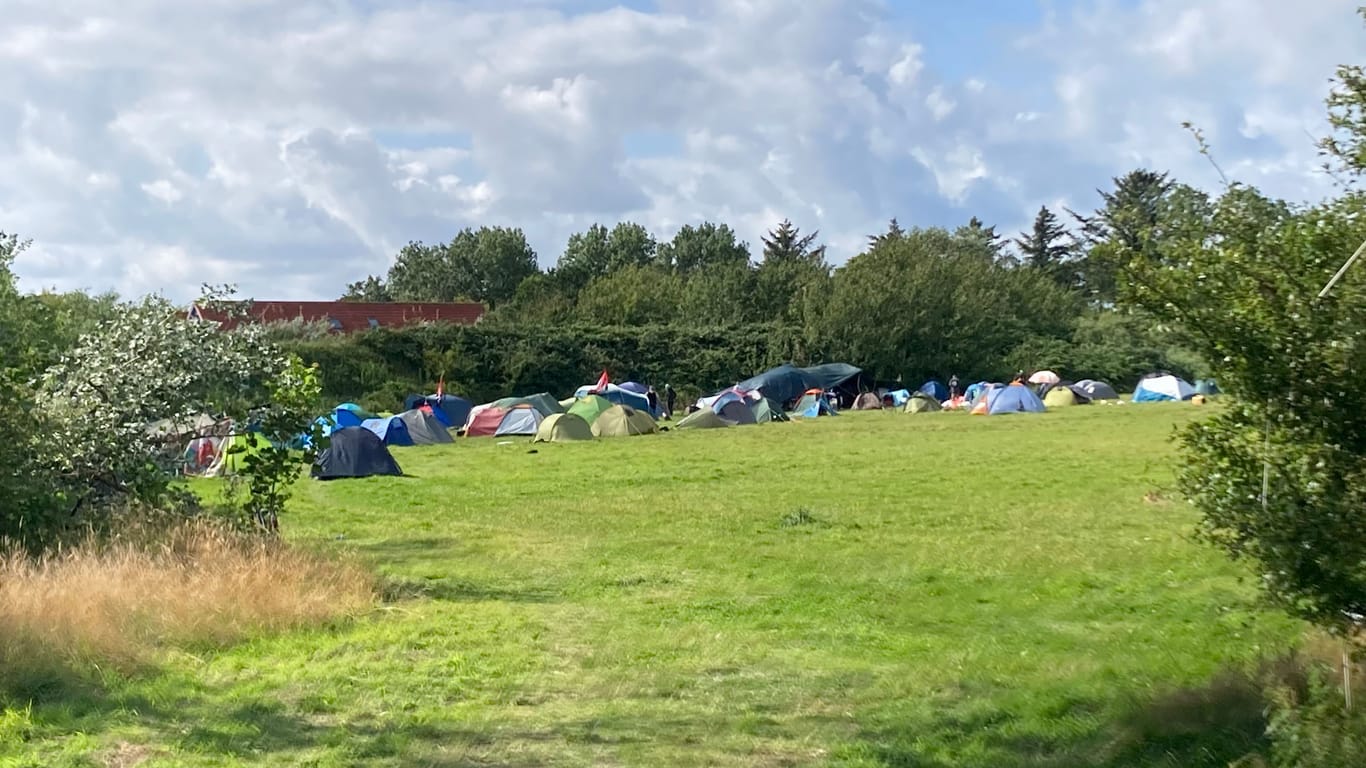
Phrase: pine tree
[{"left": 1013, "top": 206, "right": 1074, "bottom": 287}]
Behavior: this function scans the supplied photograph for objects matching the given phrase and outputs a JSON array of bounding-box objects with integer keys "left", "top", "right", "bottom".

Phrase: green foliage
[
  {"left": 1114, "top": 180, "right": 1366, "bottom": 632},
  {"left": 575, "top": 264, "right": 683, "bottom": 325},
  {"left": 1015, "top": 205, "right": 1078, "bottom": 288},
  {"left": 555, "top": 221, "right": 657, "bottom": 293},
  {"left": 1321, "top": 9, "right": 1366, "bottom": 180},
  {"left": 235, "top": 357, "right": 326, "bottom": 533},
  {"left": 818, "top": 226, "right": 1082, "bottom": 382},
  {"left": 755, "top": 219, "right": 831, "bottom": 324},
  {"left": 655, "top": 221, "right": 751, "bottom": 273},
  {"left": 340, "top": 274, "right": 392, "bottom": 302},
  {"left": 386, "top": 226, "right": 537, "bottom": 307},
  {"left": 1268, "top": 664, "right": 1366, "bottom": 768}
]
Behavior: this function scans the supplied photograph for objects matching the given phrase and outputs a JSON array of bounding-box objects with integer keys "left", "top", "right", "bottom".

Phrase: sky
[{"left": 1, "top": 0, "right": 1361, "bottom": 301}]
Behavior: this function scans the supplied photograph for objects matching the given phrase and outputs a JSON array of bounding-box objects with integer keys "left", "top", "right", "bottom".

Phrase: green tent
[
  {"left": 591, "top": 404, "right": 658, "bottom": 437},
  {"left": 903, "top": 393, "right": 942, "bottom": 413},
  {"left": 206, "top": 432, "right": 268, "bottom": 476},
  {"left": 1043, "top": 387, "right": 1079, "bottom": 408},
  {"left": 491, "top": 393, "right": 564, "bottom": 417},
  {"left": 749, "top": 397, "right": 788, "bottom": 423},
  {"left": 676, "top": 409, "right": 731, "bottom": 430},
  {"left": 533, "top": 413, "right": 594, "bottom": 443},
  {"left": 567, "top": 395, "right": 614, "bottom": 426}
]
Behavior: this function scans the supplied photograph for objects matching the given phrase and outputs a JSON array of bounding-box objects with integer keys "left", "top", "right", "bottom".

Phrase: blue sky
[{"left": 0, "top": 0, "right": 1359, "bottom": 300}]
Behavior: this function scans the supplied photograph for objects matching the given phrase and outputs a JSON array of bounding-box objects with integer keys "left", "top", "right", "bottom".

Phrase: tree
[
  {"left": 0, "top": 232, "right": 50, "bottom": 546},
  {"left": 341, "top": 275, "right": 392, "bottom": 302},
  {"left": 1113, "top": 181, "right": 1366, "bottom": 633},
  {"left": 655, "top": 222, "right": 751, "bottom": 274},
  {"left": 1014, "top": 206, "right": 1076, "bottom": 287},
  {"left": 1071, "top": 169, "right": 1176, "bottom": 302},
  {"left": 755, "top": 219, "right": 831, "bottom": 323},
  {"left": 956, "top": 216, "right": 1006, "bottom": 262},
  {"left": 1321, "top": 8, "right": 1366, "bottom": 179},
  {"left": 575, "top": 265, "right": 682, "bottom": 325},
  {"left": 868, "top": 217, "right": 906, "bottom": 248},
  {"left": 387, "top": 227, "right": 539, "bottom": 308}
]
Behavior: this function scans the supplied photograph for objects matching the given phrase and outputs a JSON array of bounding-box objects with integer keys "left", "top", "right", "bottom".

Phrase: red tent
[{"left": 464, "top": 407, "right": 508, "bottom": 437}]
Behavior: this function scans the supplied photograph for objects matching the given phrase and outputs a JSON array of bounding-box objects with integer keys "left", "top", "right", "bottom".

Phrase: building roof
[{"left": 189, "top": 301, "right": 485, "bottom": 332}]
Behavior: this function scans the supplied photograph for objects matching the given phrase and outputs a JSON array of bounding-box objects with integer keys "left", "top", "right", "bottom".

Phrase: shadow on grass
[
  {"left": 834, "top": 662, "right": 1305, "bottom": 768},
  {"left": 378, "top": 574, "right": 558, "bottom": 604}
]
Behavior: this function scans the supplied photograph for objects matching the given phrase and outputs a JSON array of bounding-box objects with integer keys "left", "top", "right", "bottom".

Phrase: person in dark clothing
[
  {"left": 948, "top": 374, "right": 960, "bottom": 399},
  {"left": 664, "top": 384, "right": 677, "bottom": 420},
  {"left": 647, "top": 386, "right": 660, "bottom": 416}
]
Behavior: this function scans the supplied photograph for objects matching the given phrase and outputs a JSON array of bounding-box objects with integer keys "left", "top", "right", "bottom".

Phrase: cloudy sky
[{"left": 2, "top": 0, "right": 1361, "bottom": 301}]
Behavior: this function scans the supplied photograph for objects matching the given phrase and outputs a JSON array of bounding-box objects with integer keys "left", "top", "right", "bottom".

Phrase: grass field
[{"left": 2, "top": 404, "right": 1305, "bottom": 767}]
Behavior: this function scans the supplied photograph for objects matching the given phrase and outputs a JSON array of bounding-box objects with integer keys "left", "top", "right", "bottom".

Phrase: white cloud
[{"left": 0, "top": 0, "right": 1359, "bottom": 300}]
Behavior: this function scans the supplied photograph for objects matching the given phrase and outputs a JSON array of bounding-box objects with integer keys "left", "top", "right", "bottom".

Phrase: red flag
[
  {"left": 436, "top": 375, "right": 445, "bottom": 399},
  {"left": 593, "top": 369, "right": 610, "bottom": 393}
]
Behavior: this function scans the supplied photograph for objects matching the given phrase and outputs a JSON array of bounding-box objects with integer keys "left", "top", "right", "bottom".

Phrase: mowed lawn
[{"left": 9, "top": 405, "right": 1302, "bottom": 767}]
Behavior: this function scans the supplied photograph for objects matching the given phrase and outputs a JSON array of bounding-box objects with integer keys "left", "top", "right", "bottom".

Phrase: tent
[
  {"left": 676, "top": 408, "right": 732, "bottom": 430},
  {"left": 1043, "top": 387, "right": 1083, "bottom": 408},
  {"left": 903, "top": 393, "right": 942, "bottom": 413},
  {"left": 717, "top": 400, "right": 757, "bottom": 425},
  {"left": 1028, "top": 370, "right": 1061, "bottom": 385},
  {"left": 1195, "top": 379, "right": 1221, "bottom": 396},
  {"left": 710, "top": 388, "right": 751, "bottom": 413},
  {"left": 789, "top": 390, "right": 837, "bottom": 418},
  {"left": 918, "top": 380, "right": 949, "bottom": 402},
  {"left": 404, "top": 394, "right": 472, "bottom": 428},
  {"left": 885, "top": 389, "right": 911, "bottom": 407},
  {"left": 574, "top": 383, "right": 652, "bottom": 413},
  {"left": 853, "top": 392, "right": 883, "bottom": 410},
  {"left": 533, "top": 413, "right": 594, "bottom": 443},
  {"left": 964, "top": 382, "right": 992, "bottom": 404},
  {"left": 491, "top": 393, "right": 563, "bottom": 417},
  {"left": 941, "top": 396, "right": 968, "bottom": 410},
  {"left": 465, "top": 407, "right": 508, "bottom": 437},
  {"left": 362, "top": 416, "right": 415, "bottom": 447},
  {"left": 332, "top": 406, "right": 365, "bottom": 430},
  {"left": 336, "top": 402, "right": 378, "bottom": 421},
  {"left": 749, "top": 397, "right": 788, "bottom": 423},
  {"left": 494, "top": 405, "right": 543, "bottom": 437},
  {"left": 1133, "top": 374, "right": 1196, "bottom": 402},
  {"left": 312, "top": 427, "right": 402, "bottom": 480},
  {"left": 618, "top": 381, "right": 649, "bottom": 395},
  {"left": 591, "top": 404, "right": 659, "bottom": 437},
  {"left": 980, "top": 384, "right": 1046, "bottom": 415},
  {"left": 205, "top": 432, "right": 268, "bottom": 477},
  {"left": 1074, "top": 379, "right": 1119, "bottom": 401},
  {"left": 567, "top": 395, "right": 615, "bottom": 426},
  {"left": 734, "top": 363, "right": 865, "bottom": 408},
  {"left": 182, "top": 436, "right": 222, "bottom": 476},
  {"left": 397, "top": 409, "right": 453, "bottom": 445}
]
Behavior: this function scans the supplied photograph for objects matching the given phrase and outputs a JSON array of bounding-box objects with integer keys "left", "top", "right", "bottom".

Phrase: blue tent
[
  {"left": 918, "top": 380, "right": 948, "bottom": 401},
  {"left": 985, "top": 385, "right": 1046, "bottom": 415},
  {"left": 887, "top": 389, "right": 911, "bottom": 407},
  {"left": 362, "top": 416, "right": 415, "bottom": 446},
  {"left": 1133, "top": 374, "right": 1196, "bottom": 402},
  {"left": 711, "top": 389, "right": 749, "bottom": 413},
  {"left": 333, "top": 407, "right": 364, "bottom": 429},
  {"left": 964, "top": 382, "right": 992, "bottom": 404},
  {"left": 403, "top": 394, "right": 473, "bottom": 428},
  {"left": 618, "top": 381, "right": 649, "bottom": 395},
  {"left": 574, "top": 383, "right": 653, "bottom": 414}
]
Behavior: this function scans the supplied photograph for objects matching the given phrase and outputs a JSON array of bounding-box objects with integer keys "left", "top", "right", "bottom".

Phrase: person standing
[
  {"left": 647, "top": 386, "right": 660, "bottom": 418},
  {"left": 948, "top": 374, "right": 960, "bottom": 399},
  {"left": 664, "top": 384, "right": 677, "bottom": 420}
]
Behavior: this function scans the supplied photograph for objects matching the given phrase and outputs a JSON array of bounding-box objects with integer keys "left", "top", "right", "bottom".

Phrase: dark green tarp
[{"left": 734, "top": 363, "right": 865, "bottom": 406}]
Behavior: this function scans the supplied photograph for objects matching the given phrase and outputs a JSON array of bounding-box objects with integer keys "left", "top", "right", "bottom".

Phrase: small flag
[{"left": 593, "top": 370, "right": 610, "bottom": 393}]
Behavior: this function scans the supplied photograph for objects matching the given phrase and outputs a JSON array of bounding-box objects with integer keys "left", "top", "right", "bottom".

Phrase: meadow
[{"left": 1, "top": 404, "right": 1306, "bottom": 767}]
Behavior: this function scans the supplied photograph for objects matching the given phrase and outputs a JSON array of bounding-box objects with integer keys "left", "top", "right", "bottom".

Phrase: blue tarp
[
  {"left": 574, "top": 383, "right": 653, "bottom": 415},
  {"left": 886, "top": 389, "right": 911, "bottom": 407},
  {"left": 734, "top": 363, "right": 864, "bottom": 407}
]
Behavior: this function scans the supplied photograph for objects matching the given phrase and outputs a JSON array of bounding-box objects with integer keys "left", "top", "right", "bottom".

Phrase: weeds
[{"left": 0, "top": 520, "right": 374, "bottom": 700}]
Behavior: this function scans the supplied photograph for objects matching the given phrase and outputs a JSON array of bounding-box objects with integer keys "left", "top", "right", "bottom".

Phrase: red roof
[{"left": 190, "top": 301, "right": 485, "bottom": 332}]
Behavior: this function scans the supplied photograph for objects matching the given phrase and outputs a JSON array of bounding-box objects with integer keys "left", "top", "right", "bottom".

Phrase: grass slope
[{"left": 4, "top": 405, "right": 1301, "bottom": 767}]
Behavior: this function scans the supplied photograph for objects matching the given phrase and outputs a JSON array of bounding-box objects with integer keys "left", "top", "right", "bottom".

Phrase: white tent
[{"left": 1133, "top": 374, "right": 1196, "bottom": 402}]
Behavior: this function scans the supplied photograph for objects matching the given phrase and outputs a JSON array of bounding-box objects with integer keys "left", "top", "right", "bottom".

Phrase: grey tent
[
  {"left": 1074, "top": 379, "right": 1119, "bottom": 401},
  {"left": 491, "top": 393, "right": 564, "bottom": 417},
  {"left": 853, "top": 392, "right": 883, "bottom": 410},
  {"left": 676, "top": 409, "right": 732, "bottom": 430},
  {"left": 717, "top": 400, "right": 757, "bottom": 425},
  {"left": 312, "top": 427, "right": 403, "bottom": 480},
  {"left": 397, "top": 409, "right": 454, "bottom": 445}
]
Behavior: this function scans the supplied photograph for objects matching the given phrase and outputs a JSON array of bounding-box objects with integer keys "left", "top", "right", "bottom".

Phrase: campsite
[{"left": 2, "top": 401, "right": 1306, "bottom": 767}]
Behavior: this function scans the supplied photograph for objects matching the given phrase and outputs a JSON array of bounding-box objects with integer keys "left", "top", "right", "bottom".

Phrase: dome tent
[
  {"left": 397, "top": 408, "right": 454, "bottom": 445},
  {"left": 1133, "top": 374, "right": 1196, "bottom": 402},
  {"left": 494, "top": 405, "right": 543, "bottom": 437},
  {"left": 1073, "top": 379, "right": 1119, "bottom": 401},
  {"left": 361, "top": 416, "right": 415, "bottom": 447},
  {"left": 717, "top": 400, "right": 757, "bottom": 425},
  {"left": 676, "top": 408, "right": 732, "bottom": 430},
  {"left": 853, "top": 392, "right": 883, "bottom": 410},
  {"left": 749, "top": 397, "right": 789, "bottom": 423},
  {"left": 789, "top": 390, "right": 837, "bottom": 418},
  {"left": 312, "top": 427, "right": 402, "bottom": 480},
  {"left": 592, "top": 404, "right": 659, "bottom": 437},
  {"left": 1043, "top": 387, "right": 1083, "bottom": 408},
  {"left": 918, "top": 380, "right": 948, "bottom": 401},
  {"left": 903, "top": 392, "right": 942, "bottom": 413},
  {"left": 533, "top": 413, "right": 594, "bottom": 443},
  {"left": 567, "top": 394, "right": 615, "bottom": 426},
  {"left": 977, "top": 384, "right": 1046, "bottom": 415}
]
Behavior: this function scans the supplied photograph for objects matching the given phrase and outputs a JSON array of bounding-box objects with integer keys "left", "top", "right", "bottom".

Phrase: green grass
[{"left": 2, "top": 404, "right": 1303, "bottom": 767}]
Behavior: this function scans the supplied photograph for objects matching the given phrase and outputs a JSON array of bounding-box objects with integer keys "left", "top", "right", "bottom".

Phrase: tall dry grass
[{"left": 0, "top": 520, "right": 374, "bottom": 697}]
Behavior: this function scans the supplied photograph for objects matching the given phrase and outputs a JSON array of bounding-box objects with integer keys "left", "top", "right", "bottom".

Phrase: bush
[{"left": 1268, "top": 660, "right": 1366, "bottom": 767}]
